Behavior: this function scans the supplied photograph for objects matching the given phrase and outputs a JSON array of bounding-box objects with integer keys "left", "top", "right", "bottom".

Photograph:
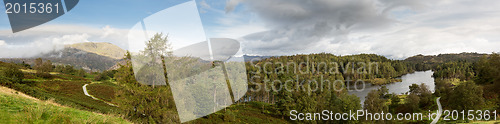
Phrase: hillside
[
  {"left": 67, "top": 42, "right": 126, "bottom": 60},
  {"left": 1, "top": 51, "right": 498, "bottom": 123},
  {"left": 0, "top": 61, "right": 120, "bottom": 114},
  {"left": 404, "top": 52, "right": 488, "bottom": 71},
  {"left": 405, "top": 52, "right": 486, "bottom": 63},
  {"left": 0, "top": 42, "right": 126, "bottom": 72},
  {"left": 0, "top": 86, "right": 130, "bottom": 124},
  {"left": 189, "top": 102, "right": 289, "bottom": 123}
]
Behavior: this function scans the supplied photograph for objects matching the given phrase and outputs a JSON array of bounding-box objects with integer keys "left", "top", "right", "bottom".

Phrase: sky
[{"left": 0, "top": 0, "right": 499, "bottom": 59}]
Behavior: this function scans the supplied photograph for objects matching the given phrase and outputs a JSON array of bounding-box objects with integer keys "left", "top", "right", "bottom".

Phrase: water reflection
[{"left": 348, "top": 70, "right": 435, "bottom": 104}]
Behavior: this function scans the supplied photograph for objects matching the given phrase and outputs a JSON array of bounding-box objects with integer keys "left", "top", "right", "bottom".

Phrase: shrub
[
  {"left": 223, "top": 110, "right": 236, "bottom": 122},
  {"left": 36, "top": 72, "right": 52, "bottom": 79},
  {"left": 1, "top": 63, "right": 24, "bottom": 83},
  {"left": 93, "top": 73, "right": 109, "bottom": 81}
]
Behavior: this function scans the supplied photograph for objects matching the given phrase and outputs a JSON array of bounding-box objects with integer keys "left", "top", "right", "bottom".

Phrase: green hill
[
  {"left": 404, "top": 52, "right": 487, "bottom": 71},
  {"left": 189, "top": 102, "right": 289, "bottom": 124},
  {"left": 0, "top": 86, "right": 130, "bottom": 124}
]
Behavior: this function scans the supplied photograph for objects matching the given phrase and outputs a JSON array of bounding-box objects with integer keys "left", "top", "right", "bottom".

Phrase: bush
[
  {"left": 223, "top": 110, "right": 236, "bottom": 122},
  {"left": 93, "top": 73, "right": 109, "bottom": 81},
  {"left": 36, "top": 72, "right": 52, "bottom": 79},
  {"left": 75, "top": 69, "right": 86, "bottom": 77},
  {"left": 1, "top": 63, "right": 24, "bottom": 83},
  {"left": 448, "top": 81, "right": 485, "bottom": 111}
]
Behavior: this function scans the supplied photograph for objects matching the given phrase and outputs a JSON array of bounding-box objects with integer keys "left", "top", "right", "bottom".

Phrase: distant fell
[
  {"left": 67, "top": 42, "right": 126, "bottom": 60},
  {"left": 0, "top": 48, "right": 120, "bottom": 72},
  {"left": 405, "top": 52, "right": 487, "bottom": 63},
  {"left": 0, "top": 42, "right": 126, "bottom": 72},
  {"left": 404, "top": 52, "right": 488, "bottom": 71}
]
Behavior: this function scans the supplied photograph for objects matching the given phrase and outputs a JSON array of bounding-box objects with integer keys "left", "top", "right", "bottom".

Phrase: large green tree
[
  {"left": 114, "top": 51, "right": 178, "bottom": 123},
  {"left": 364, "top": 89, "right": 388, "bottom": 113},
  {"left": 448, "top": 81, "right": 485, "bottom": 111},
  {"left": 114, "top": 33, "right": 179, "bottom": 123}
]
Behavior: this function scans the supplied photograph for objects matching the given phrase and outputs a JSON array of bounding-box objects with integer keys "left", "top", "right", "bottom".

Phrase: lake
[{"left": 347, "top": 70, "right": 435, "bottom": 104}]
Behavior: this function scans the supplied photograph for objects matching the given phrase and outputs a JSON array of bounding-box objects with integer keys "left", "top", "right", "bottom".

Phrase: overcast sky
[{"left": 0, "top": 0, "right": 499, "bottom": 59}]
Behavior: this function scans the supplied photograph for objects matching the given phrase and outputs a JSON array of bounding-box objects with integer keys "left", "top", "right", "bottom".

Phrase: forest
[{"left": 0, "top": 34, "right": 498, "bottom": 123}]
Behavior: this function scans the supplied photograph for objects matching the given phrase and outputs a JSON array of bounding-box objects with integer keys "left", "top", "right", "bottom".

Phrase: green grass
[
  {"left": 189, "top": 101, "right": 289, "bottom": 124},
  {"left": 457, "top": 120, "right": 500, "bottom": 124},
  {"left": 87, "top": 81, "right": 118, "bottom": 103},
  {"left": 0, "top": 89, "right": 130, "bottom": 124},
  {"left": 5, "top": 70, "right": 120, "bottom": 114},
  {"left": 366, "top": 78, "right": 403, "bottom": 85}
]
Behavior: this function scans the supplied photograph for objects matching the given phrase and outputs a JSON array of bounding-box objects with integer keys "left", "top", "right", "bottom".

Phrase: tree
[
  {"left": 276, "top": 83, "right": 293, "bottom": 118},
  {"left": 33, "top": 58, "right": 53, "bottom": 78},
  {"left": 54, "top": 65, "right": 79, "bottom": 75},
  {"left": 41, "top": 60, "right": 54, "bottom": 72},
  {"left": 114, "top": 55, "right": 178, "bottom": 123},
  {"left": 1, "top": 63, "right": 24, "bottom": 83},
  {"left": 405, "top": 93, "right": 420, "bottom": 112},
  {"left": 34, "top": 58, "right": 53, "bottom": 72},
  {"left": 34, "top": 58, "right": 43, "bottom": 69},
  {"left": 94, "top": 72, "right": 109, "bottom": 81},
  {"left": 136, "top": 33, "right": 172, "bottom": 87},
  {"left": 416, "top": 84, "right": 432, "bottom": 108},
  {"left": 448, "top": 81, "right": 485, "bottom": 111},
  {"left": 75, "top": 69, "right": 86, "bottom": 77},
  {"left": 94, "top": 70, "right": 117, "bottom": 81},
  {"left": 378, "top": 86, "right": 389, "bottom": 99},
  {"left": 338, "top": 93, "right": 362, "bottom": 124},
  {"left": 409, "top": 84, "right": 419, "bottom": 93},
  {"left": 19, "top": 61, "right": 30, "bottom": 68},
  {"left": 389, "top": 93, "right": 401, "bottom": 113},
  {"left": 475, "top": 54, "right": 500, "bottom": 84},
  {"left": 364, "top": 89, "right": 388, "bottom": 113},
  {"left": 408, "top": 83, "right": 432, "bottom": 108}
]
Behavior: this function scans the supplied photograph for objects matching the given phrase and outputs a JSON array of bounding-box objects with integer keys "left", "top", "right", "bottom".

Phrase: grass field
[
  {"left": 189, "top": 101, "right": 289, "bottom": 124},
  {"left": 0, "top": 86, "right": 130, "bottom": 124},
  {"left": 87, "top": 81, "right": 118, "bottom": 103},
  {"left": 5, "top": 68, "right": 120, "bottom": 114}
]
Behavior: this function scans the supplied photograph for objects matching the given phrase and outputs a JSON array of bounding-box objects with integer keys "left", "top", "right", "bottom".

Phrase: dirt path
[{"left": 430, "top": 97, "right": 442, "bottom": 124}]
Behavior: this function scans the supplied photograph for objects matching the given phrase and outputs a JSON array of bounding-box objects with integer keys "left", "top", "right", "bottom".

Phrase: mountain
[
  {"left": 67, "top": 42, "right": 126, "bottom": 59},
  {"left": 242, "top": 55, "right": 274, "bottom": 62},
  {"left": 0, "top": 42, "right": 126, "bottom": 72}
]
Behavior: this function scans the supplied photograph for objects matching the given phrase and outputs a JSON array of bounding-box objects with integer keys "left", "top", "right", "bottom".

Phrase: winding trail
[
  {"left": 83, "top": 84, "right": 118, "bottom": 107},
  {"left": 431, "top": 97, "right": 442, "bottom": 124}
]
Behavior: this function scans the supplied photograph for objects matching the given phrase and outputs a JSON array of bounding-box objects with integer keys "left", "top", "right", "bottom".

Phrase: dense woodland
[{"left": 0, "top": 33, "right": 498, "bottom": 123}]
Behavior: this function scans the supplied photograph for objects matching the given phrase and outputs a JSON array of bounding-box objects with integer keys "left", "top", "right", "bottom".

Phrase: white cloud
[
  {"left": 0, "top": 40, "right": 5, "bottom": 46},
  {"left": 0, "top": 24, "right": 129, "bottom": 58},
  {"left": 212, "top": 23, "right": 267, "bottom": 39},
  {"left": 0, "top": 34, "right": 92, "bottom": 58},
  {"left": 198, "top": 0, "right": 211, "bottom": 13},
  {"left": 225, "top": 0, "right": 242, "bottom": 13},
  {"left": 101, "top": 25, "right": 115, "bottom": 38},
  {"left": 222, "top": 0, "right": 500, "bottom": 59},
  {"left": 199, "top": 0, "right": 211, "bottom": 9}
]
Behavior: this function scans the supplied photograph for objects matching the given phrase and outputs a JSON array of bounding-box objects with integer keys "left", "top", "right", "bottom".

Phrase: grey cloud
[
  {"left": 226, "top": 0, "right": 423, "bottom": 55},
  {"left": 379, "top": 0, "right": 425, "bottom": 13}
]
